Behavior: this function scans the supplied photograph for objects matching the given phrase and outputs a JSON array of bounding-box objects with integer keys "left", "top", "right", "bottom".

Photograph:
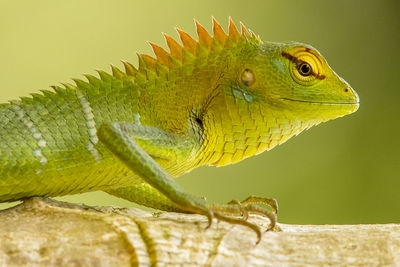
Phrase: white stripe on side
[
  {"left": 12, "top": 102, "right": 48, "bottom": 166},
  {"left": 76, "top": 89, "right": 102, "bottom": 163}
]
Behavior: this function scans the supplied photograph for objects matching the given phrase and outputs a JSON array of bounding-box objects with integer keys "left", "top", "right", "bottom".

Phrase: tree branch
[{"left": 0, "top": 197, "right": 398, "bottom": 266}]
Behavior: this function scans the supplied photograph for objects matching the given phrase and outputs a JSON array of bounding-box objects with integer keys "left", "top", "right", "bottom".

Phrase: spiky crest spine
[
  {"left": 11, "top": 18, "right": 261, "bottom": 105},
  {"left": 118, "top": 17, "right": 261, "bottom": 79}
]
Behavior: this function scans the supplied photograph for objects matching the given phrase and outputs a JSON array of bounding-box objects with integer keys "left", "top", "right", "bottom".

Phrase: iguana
[{"left": 0, "top": 18, "right": 359, "bottom": 243}]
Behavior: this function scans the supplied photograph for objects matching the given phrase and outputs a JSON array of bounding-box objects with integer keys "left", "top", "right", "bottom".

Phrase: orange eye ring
[{"left": 284, "top": 47, "right": 324, "bottom": 86}]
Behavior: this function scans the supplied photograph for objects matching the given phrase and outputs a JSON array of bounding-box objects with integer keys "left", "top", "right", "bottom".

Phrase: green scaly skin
[{"left": 0, "top": 18, "right": 359, "bottom": 242}]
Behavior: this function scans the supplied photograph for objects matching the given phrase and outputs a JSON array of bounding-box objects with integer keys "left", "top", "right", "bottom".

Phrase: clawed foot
[{"left": 205, "top": 196, "right": 279, "bottom": 244}]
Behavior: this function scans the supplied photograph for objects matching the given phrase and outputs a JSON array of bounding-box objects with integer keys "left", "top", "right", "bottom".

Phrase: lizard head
[
  {"left": 253, "top": 42, "right": 359, "bottom": 121},
  {"left": 199, "top": 21, "right": 359, "bottom": 166},
  {"left": 215, "top": 41, "right": 359, "bottom": 127}
]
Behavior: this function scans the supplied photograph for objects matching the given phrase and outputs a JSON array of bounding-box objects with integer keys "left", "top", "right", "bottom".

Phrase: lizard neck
[{"left": 197, "top": 93, "right": 317, "bottom": 167}]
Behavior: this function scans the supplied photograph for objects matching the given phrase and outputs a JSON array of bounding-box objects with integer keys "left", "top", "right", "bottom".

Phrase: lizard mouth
[{"left": 282, "top": 98, "right": 360, "bottom": 106}]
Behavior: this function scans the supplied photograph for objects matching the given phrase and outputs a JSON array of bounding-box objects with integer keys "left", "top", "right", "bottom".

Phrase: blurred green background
[{"left": 0, "top": 0, "right": 399, "bottom": 224}]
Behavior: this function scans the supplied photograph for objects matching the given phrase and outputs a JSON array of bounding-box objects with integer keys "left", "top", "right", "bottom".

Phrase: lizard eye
[
  {"left": 297, "top": 62, "right": 312, "bottom": 76},
  {"left": 241, "top": 69, "right": 255, "bottom": 87},
  {"left": 283, "top": 48, "right": 323, "bottom": 85}
]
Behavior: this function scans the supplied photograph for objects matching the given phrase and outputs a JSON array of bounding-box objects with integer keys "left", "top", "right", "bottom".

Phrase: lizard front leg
[
  {"left": 107, "top": 183, "right": 279, "bottom": 233},
  {"left": 97, "top": 123, "right": 275, "bottom": 243}
]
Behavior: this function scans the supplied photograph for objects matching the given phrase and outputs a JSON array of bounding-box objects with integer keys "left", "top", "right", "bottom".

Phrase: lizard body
[{"left": 0, "top": 18, "right": 359, "bottom": 241}]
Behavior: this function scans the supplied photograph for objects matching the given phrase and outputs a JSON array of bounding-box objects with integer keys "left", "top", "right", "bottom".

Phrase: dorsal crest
[{"left": 118, "top": 17, "right": 261, "bottom": 77}]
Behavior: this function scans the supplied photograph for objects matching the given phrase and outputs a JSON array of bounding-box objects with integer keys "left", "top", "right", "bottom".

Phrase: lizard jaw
[{"left": 281, "top": 98, "right": 360, "bottom": 106}]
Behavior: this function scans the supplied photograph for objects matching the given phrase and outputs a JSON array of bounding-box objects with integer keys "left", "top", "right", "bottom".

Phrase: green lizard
[{"left": 0, "top": 18, "right": 359, "bottom": 243}]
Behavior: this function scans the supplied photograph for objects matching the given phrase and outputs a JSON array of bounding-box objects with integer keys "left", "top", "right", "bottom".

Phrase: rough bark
[{"left": 0, "top": 197, "right": 399, "bottom": 266}]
